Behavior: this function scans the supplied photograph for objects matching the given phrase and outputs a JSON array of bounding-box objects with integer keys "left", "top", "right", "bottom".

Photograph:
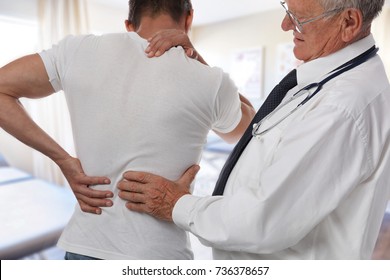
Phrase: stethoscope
[{"left": 252, "top": 46, "right": 379, "bottom": 139}]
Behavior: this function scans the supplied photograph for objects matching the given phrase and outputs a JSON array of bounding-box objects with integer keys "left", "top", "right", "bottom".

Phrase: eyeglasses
[{"left": 280, "top": 1, "right": 343, "bottom": 33}]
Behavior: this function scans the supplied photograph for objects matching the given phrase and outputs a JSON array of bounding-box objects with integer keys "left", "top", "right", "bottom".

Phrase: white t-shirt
[{"left": 39, "top": 32, "right": 242, "bottom": 259}]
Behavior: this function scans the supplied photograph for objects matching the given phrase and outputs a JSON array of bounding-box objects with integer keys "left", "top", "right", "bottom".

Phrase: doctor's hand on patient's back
[
  {"left": 56, "top": 156, "right": 113, "bottom": 215},
  {"left": 117, "top": 165, "right": 200, "bottom": 222},
  {"left": 145, "top": 29, "right": 207, "bottom": 65}
]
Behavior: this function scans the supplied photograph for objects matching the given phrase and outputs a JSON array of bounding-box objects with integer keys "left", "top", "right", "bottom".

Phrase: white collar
[{"left": 296, "top": 34, "right": 376, "bottom": 90}]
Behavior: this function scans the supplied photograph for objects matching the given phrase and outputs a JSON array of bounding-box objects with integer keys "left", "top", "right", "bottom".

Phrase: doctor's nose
[{"left": 281, "top": 14, "right": 294, "bottom": 32}]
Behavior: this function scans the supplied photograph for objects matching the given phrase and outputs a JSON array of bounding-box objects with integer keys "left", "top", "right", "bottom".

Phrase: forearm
[
  {"left": 239, "top": 93, "right": 256, "bottom": 127},
  {"left": 239, "top": 93, "right": 253, "bottom": 108},
  {"left": 214, "top": 94, "right": 255, "bottom": 143},
  {"left": 0, "top": 93, "right": 70, "bottom": 165}
]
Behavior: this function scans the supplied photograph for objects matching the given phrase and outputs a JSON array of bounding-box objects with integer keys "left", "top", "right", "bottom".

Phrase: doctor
[{"left": 118, "top": 0, "right": 390, "bottom": 259}]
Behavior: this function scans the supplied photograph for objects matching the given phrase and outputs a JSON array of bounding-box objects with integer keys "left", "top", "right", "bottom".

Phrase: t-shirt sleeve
[
  {"left": 38, "top": 35, "right": 86, "bottom": 92},
  {"left": 211, "top": 72, "right": 242, "bottom": 133}
]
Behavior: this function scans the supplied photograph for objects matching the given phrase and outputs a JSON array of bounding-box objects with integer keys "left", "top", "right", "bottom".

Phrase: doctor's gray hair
[{"left": 319, "top": 0, "right": 385, "bottom": 25}]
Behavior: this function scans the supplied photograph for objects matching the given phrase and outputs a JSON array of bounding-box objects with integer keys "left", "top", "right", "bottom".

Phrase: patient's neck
[{"left": 136, "top": 15, "right": 185, "bottom": 39}]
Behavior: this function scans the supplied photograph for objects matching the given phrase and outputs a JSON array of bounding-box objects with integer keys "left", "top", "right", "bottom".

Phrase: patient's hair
[{"left": 128, "top": 0, "right": 192, "bottom": 30}]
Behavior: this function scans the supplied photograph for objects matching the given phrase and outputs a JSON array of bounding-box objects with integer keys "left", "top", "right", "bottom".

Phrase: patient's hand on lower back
[{"left": 56, "top": 156, "right": 113, "bottom": 215}]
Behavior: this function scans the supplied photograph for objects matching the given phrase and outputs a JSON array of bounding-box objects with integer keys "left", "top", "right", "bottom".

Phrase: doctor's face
[{"left": 281, "top": 0, "right": 345, "bottom": 62}]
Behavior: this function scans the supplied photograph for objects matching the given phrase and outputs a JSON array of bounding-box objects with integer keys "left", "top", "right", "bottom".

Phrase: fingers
[
  {"left": 117, "top": 178, "right": 145, "bottom": 203},
  {"left": 146, "top": 32, "right": 168, "bottom": 57},
  {"left": 117, "top": 180, "right": 158, "bottom": 218},
  {"left": 78, "top": 200, "right": 104, "bottom": 215},
  {"left": 71, "top": 177, "right": 113, "bottom": 215},
  {"left": 186, "top": 48, "right": 198, "bottom": 60},
  {"left": 121, "top": 170, "right": 157, "bottom": 183},
  {"left": 123, "top": 190, "right": 174, "bottom": 222},
  {"left": 176, "top": 165, "right": 200, "bottom": 188},
  {"left": 78, "top": 175, "right": 111, "bottom": 186},
  {"left": 80, "top": 194, "right": 113, "bottom": 207},
  {"left": 145, "top": 29, "right": 189, "bottom": 58},
  {"left": 78, "top": 185, "right": 113, "bottom": 199},
  {"left": 73, "top": 175, "right": 113, "bottom": 199},
  {"left": 125, "top": 201, "right": 149, "bottom": 215},
  {"left": 73, "top": 186, "right": 113, "bottom": 215},
  {"left": 145, "top": 38, "right": 174, "bottom": 57},
  {"left": 118, "top": 187, "right": 145, "bottom": 204}
]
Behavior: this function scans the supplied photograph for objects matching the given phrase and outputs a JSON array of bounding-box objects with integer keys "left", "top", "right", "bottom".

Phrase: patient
[{"left": 0, "top": 0, "right": 254, "bottom": 259}]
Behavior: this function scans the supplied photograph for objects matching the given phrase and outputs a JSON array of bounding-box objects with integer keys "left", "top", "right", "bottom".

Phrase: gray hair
[{"left": 318, "top": 0, "right": 385, "bottom": 26}]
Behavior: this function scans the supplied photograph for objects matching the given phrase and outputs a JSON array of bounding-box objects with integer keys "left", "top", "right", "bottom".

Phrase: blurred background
[{"left": 1, "top": 0, "right": 389, "bottom": 260}]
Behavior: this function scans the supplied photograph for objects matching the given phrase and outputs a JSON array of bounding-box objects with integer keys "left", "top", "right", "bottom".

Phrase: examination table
[{"left": 0, "top": 156, "right": 75, "bottom": 260}]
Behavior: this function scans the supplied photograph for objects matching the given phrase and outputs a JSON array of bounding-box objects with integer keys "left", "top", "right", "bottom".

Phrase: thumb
[
  {"left": 185, "top": 48, "right": 198, "bottom": 59},
  {"left": 176, "top": 165, "right": 200, "bottom": 189}
]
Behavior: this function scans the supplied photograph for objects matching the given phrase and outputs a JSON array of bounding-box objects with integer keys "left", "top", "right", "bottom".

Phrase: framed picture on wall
[
  {"left": 230, "top": 47, "right": 263, "bottom": 101},
  {"left": 276, "top": 42, "right": 302, "bottom": 83}
]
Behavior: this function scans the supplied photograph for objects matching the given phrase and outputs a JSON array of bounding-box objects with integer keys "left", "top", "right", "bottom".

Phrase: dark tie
[{"left": 212, "top": 69, "right": 297, "bottom": 195}]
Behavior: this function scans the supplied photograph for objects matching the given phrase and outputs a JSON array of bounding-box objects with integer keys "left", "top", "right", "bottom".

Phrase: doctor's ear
[
  {"left": 124, "top": 20, "right": 135, "bottom": 32},
  {"left": 339, "top": 8, "right": 363, "bottom": 42}
]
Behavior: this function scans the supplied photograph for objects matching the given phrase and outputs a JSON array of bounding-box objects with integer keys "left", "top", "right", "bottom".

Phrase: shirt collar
[{"left": 296, "top": 34, "right": 376, "bottom": 89}]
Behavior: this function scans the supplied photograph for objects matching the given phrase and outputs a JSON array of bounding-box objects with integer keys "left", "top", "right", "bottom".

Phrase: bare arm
[
  {"left": 0, "top": 55, "right": 66, "bottom": 160},
  {"left": 215, "top": 94, "right": 255, "bottom": 144},
  {"left": 146, "top": 30, "right": 256, "bottom": 143},
  {"left": 0, "top": 54, "right": 113, "bottom": 214}
]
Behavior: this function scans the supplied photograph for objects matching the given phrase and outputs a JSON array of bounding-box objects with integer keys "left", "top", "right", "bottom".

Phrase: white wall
[
  {"left": 87, "top": 0, "right": 127, "bottom": 33},
  {"left": 373, "top": 7, "right": 390, "bottom": 77},
  {"left": 0, "top": 0, "right": 37, "bottom": 21}
]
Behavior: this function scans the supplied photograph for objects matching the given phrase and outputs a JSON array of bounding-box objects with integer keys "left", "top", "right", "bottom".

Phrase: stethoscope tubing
[{"left": 252, "top": 46, "right": 378, "bottom": 138}]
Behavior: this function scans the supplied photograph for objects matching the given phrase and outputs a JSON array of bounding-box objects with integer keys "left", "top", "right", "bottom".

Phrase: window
[{"left": 0, "top": 16, "right": 38, "bottom": 67}]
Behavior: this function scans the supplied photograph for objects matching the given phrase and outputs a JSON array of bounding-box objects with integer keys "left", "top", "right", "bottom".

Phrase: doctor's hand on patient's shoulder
[
  {"left": 145, "top": 29, "right": 207, "bottom": 65},
  {"left": 56, "top": 156, "right": 113, "bottom": 215},
  {"left": 117, "top": 165, "right": 200, "bottom": 222}
]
